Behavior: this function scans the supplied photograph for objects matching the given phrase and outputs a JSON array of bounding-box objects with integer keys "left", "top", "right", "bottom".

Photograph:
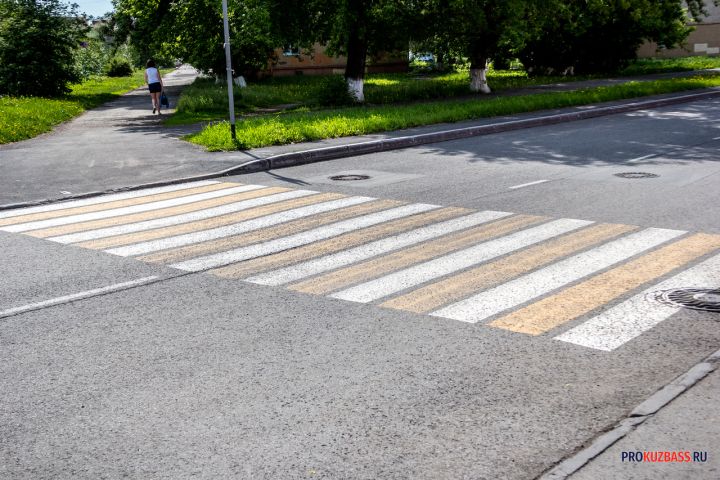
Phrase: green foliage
[
  {"left": 0, "top": 0, "right": 87, "bottom": 96},
  {"left": 106, "top": 57, "right": 133, "bottom": 77},
  {"left": 170, "top": 70, "right": 575, "bottom": 125},
  {"left": 317, "top": 75, "right": 354, "bottom": 106},
  {"left": 0, "top": 96, "right": 82, "bottom": 143},
  {"left": 620, "top": 57, "right": 720, "bottom": 76},
  {"left": 113, "top": 0, "right": 276, "bottom": 76},
  {"left": 413, "top": 0, "right": 530, "bottom": 70},
  {"left": 269, "top": 0, "right": 415, "bottom": 103},
  {"left": 186, "top": 74, "right": 720, "bottom": 151},
  {"left": 520, "top": 0, "right": 718, "bottom": 75},
  {"left": 74, "top": 40, "right": 113, "bottom": 79}
]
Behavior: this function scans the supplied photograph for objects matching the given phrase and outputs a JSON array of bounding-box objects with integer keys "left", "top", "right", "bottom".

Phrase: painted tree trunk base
[
  {"left": 470, "top": 68, "right": 491, "bottom": 94},
  {"left": 347, "top": 77, "right": 365, "bottom": 102}
]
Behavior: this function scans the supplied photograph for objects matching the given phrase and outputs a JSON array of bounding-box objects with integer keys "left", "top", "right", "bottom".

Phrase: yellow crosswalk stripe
[
  {"left": 289, "top": 214, "right": 546, "bottom": 296},
  {"left": 380, "top": 223, "right": 637, "bottom": 313},
  {"left": 211, "top": 207, "right": 473, "bottom": 279},
  {"left": 27, "top": 186, "right": 291, "bottom": 238},
  {"left": 6, "top": 178, "right": 715, "bottom": 352},
  {"left": 489, "top": 233, "right": 720, "bottom": 335},
  {"left": 77, "top": 193, "right": 343, "bottom": 250},
  {"left": 0, "top": 182, "right": 237, "bottom": 227},
  {"left": 138, "top": 198, "right": 400, "bottom": 264}
]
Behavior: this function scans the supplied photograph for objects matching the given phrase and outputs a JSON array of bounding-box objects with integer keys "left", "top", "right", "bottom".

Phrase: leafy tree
[
  {"left": 0, "top": 0, "right": 86, "bottom": 96},
  {"left": 520, "top": 0, "right": 718, "bottom": 75},
  {"left": 113, "top": 0, "right": 276, "bottom": 76},
  {"left": 413, "top": 0, "right": 532, "bottom": 93},
  {"left": 271, "top": 0, "right": 413, "bottom": 102},
  {"left": 74, "top": 39, "right": 113, "bottom": 79},
  {"left": 168, "top": 0, "right": 276, "bottom": 76}
]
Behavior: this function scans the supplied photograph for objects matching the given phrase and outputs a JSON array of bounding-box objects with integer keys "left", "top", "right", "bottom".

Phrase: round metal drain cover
[
  {"left": 329, "top": 174, "right": 371, "bottom": 181},
  {"left": 654, "top": 288, "right": 720, "bottom": 313},
  {"left": 614, "top": 172, "right": 659, "bottom": 179}
]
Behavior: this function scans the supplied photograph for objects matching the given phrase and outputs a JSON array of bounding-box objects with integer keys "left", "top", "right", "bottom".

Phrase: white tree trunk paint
[
  {"left": 347, "top": 78, "right": 365, "bottom": 102},
  {"left": 470, "top": 68, "right": 491, "bottom": 93},
  {"left": 233, "top": 76, "right": 247, "bottom": 88}
]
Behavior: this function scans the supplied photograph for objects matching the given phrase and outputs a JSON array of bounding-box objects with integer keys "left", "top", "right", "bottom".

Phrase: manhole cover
[
  {"left": 614, "top": 172, "right": 659, "bottom": 179},
  {"left": 329, "top": 174, "right": 371, "bottom": 181},
  {"left": 654, "top": 288, "right": 720, "bottom": 313}
]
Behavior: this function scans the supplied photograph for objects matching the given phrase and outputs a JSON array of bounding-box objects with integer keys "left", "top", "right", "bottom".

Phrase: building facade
[
  {"left": 638, "top": 1, "right": 720, "bottom": 57},
  {"left": 265, "top": 44, "right": 407, "bottom": 77}
]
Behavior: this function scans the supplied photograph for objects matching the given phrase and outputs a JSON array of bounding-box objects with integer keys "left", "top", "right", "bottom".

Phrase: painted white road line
[
  {"left": 331, "top": 218, "right": 592, "bottom": 304},
  {"left": 555, "top": 253, "right": 720, "bottom": 351},
  {"left": 2, "top": 185, "right": 266, "bottom": 233},
  {"left": 49, "top": 190, "right": 316, "bottom": 244},
  {"left": 107, "top": 196, "right": 376, "bottom": 257},
  {"left": 171, "top": 203, "right": 440, "bottom": 272},
  {"left": 508, "top": 180, "right": 549, "bottom": 190},
  {"left": 626, "top": 153, "right": 658, "bottom": 163},
  {"left": 0, "top": 276, "right": 160, "bottom": 319},
  {"left": 0, "top": 181, "right": 220, "bottom": 220},
  {"left": 245, "top": 210, "right": 513, "bottom": 286},
  {"left": 432, "top": 227, "right": 686, "bottom": 323}
]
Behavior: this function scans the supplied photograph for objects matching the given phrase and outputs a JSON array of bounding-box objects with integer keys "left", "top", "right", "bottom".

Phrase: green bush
[
  {"left": 106, "top": 57, "right": 133, "bottom": 77},
  {"left": 317, "top": 75, "right": 354, "bottom": 106},
  {"left": 0, "top": 0, "right": 85, "bottom": 96},
  {"left": 74, "top": 40, "right": 112, "bottom": 79}
]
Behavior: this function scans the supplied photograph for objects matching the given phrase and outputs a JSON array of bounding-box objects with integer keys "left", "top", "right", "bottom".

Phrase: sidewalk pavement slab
[{"left": 567, "top": 366, "right": 719, "bottom": 480}]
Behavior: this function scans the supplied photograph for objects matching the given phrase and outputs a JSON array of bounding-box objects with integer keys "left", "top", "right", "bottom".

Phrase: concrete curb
[
  {"left": 234, "top": 87, "right": 720, "bottom": 173},
  {"left": 538, "top": 348, "right": 720, "bottom": 480},
  {"left": 2, "top": 87, "right": 719, "bottom": 212}
]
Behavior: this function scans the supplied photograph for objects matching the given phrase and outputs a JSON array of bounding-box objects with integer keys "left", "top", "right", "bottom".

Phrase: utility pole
[{"left": 221, "top": 0, "right": 236, "bottom": 140}]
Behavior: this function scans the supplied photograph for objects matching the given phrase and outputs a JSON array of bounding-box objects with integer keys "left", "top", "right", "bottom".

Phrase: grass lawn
[
  {"left": 187, "top": 74, "right": 720, "bottom": 151},
  {"left": 167, "top": 69, "right": 587, "bottom": 126},
  {"left": 0, "top": 69, "right": 172, "bottom": 144},
  {"left": 620, "top": 56, "right": 720, "bottom": 75},
  {"left": 168, "top": 57, "right": 720, "bottom": 128}
]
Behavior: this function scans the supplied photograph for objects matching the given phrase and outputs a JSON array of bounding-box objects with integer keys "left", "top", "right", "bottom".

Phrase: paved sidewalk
[
  {"left": 0, "top": 66, "right": 242, "bottom": 206},
  {"left": 569, "top": 367, "right": 719, "bottom": 480},
  {"left": 0, "top": 67, "right": 717, "bottom": 207}
]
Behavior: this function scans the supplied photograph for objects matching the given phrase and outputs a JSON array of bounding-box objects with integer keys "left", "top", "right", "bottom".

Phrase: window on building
[{"left": 282, "top": 44, "right": 300, "bottom": 57}]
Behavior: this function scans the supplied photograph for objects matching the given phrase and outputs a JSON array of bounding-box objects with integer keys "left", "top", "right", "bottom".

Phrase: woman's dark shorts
[{"left": 148, "top": 82, "right": 162, "bottom": 93}]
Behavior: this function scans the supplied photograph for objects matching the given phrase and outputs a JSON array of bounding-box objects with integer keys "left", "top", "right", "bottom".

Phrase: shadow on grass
[{"left": 67, "top": 92, "right": 121, "bottom": 110}]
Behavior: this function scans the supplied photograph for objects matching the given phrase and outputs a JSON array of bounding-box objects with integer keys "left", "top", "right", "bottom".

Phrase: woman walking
[{"left": 144, "top": 59, "right": 163, "bottom": 114}]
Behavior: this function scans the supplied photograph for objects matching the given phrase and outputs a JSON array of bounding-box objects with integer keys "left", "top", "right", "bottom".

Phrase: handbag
[{"left": 160, "top": 92, "right": 169, "bottom": 108}]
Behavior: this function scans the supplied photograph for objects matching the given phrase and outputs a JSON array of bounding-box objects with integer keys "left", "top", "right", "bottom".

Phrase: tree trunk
[
  {"left": 344, "top": 0, "right": 368, "bottom": 102},
  {"left": 469, "top": 57, "right": 491, "bottom": 94}
]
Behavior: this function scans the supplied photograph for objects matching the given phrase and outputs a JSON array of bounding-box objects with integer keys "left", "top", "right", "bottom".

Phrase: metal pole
[{"left": 221, "top": 0, "right": 236, "bottom": 140}]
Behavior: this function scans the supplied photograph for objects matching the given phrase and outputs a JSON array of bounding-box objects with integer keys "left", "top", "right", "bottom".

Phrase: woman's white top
[{"left": 146, "top": 67, "right": 160, "bottom": 84}]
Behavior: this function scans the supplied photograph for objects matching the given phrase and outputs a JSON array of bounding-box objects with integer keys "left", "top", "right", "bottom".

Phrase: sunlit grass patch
[{"left": 187, "top": 74, "right": 720, "bottom": 151}]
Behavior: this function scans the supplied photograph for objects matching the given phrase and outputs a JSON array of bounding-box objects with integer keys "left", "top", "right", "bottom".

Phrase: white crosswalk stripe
[
  {"left": 0, "top": 180, "right": 220, "bottom": 220},
  {"left": 244, "top": 210, "right": 512, "bottom": 286},
  {"left": 1, "top": 184, "right": 264, "bottom": 232},
  {"left": 431, "top": 228, "right": 685, "bottom": 323},
  {"left": 555, "top": 253, "right": 720, "bottom": 351},
  {"left": 2, "top": 180, "right": 717, "bottom": 353},
  {"left": 49, "top": 189, "right": 316, "bottom": 244},
  {"left": 331, "top": 218, "right": 592, "bottom": 304},
  {"left": 106, "top": 195, "right": 376, "bottom": 257},
  {"left": 170, "top": 203, "right": 440, "bottom": 272}
]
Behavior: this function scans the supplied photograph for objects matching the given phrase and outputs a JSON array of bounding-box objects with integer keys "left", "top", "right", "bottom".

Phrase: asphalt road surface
[{"left": 1, "top": 98, "right": 719, "bottom": 479}]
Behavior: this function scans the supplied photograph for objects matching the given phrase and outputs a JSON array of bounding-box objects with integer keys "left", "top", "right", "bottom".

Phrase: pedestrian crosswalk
[{"left": 2, "top": 179, "right": 718, "bottom": 352}]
